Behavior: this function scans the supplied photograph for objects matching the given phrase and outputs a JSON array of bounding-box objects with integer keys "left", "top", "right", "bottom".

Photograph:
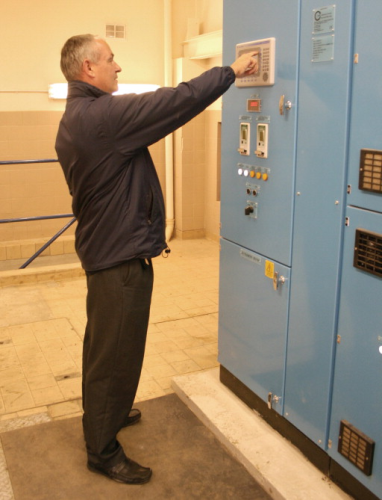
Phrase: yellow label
[{"left": 265, "top": 260, "right": 274, "bottom": 279}]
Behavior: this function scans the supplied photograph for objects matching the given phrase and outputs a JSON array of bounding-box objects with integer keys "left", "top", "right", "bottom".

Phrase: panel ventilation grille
[
  {"left": 354, "top": 229, "right": 382, "bottom": 278},
  {"left": 359, "top": 149, "right": 382, "bottom": 194},
  {"left": 105, "top": 24, "right": 126, "bottom": 39},
  {"left": 338, "top": 420, "right": 375, "bottom": 476}
]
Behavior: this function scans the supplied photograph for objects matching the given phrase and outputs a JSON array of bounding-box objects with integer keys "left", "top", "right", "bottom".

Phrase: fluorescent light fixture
[
  {"left": 113, "top": 83, "right": 159, "bottom": 95},
  {"left": 48, "top": 83, "right": 159, "bottom": 99},
  {"left": 48, "top": 83, "right": 68, "bottom": 99}
]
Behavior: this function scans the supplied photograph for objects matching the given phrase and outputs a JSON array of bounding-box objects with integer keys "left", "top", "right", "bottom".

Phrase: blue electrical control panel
[{"left": 219, "top": 1, "right": 382, "bottom": 498}]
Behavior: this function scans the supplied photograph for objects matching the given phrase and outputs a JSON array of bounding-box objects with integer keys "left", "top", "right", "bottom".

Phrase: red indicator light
[{"left": 247, "top": 99, "right": 261, "bottom": 113}]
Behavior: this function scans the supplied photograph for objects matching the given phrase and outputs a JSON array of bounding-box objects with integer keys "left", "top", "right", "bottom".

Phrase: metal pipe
[
  {"left": 164, "top": 0, "right": 175, "bottom": 243},
  {"left": 0, "top": 214, "right": 74, "bottom": 224},
  {"left": 19, "top": 217, "right": 77, "bottom": 269},
  {"left": 0, "top": 159, "right": 58, "bottom": 165},
  {"left": 0, "top": 156, "right": 75, "bottom": 269}
]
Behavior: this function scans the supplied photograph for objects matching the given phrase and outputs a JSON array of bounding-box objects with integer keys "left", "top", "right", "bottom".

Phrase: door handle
[
  {"left": 268, "top": 392, "right": 281, "bottom": 409},
  {"left": 273, "top": 272, "right": 285, "bottom": 290},
  {"left": 279, "top": 95, "right": 292, "bottom": 115}
]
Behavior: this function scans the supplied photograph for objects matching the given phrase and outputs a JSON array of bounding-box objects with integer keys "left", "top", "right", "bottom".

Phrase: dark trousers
[{"left": 82, "top": 259, "right": 153, "bottom": 467}]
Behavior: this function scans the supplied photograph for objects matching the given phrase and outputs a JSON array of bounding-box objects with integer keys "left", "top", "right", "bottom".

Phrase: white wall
[
  {"left": 0, "top": 0, "right": 224, "bottom": 245},
  {"left": 0, "top": 0, "right": 165, "bottom": 111}
]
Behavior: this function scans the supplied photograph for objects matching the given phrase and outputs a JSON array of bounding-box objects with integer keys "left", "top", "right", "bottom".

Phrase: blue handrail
[
  {"left": 0, "top": 158, "right": 77, "bottom": 269},
  {"left": 19, "top": 217, "right": 77, "bottom": 269},
  {"left": 0, "top": 214, "right": 74, "bottom": 224},
  {"left": 0, "top": 159, "right": 58, "bottom": 165}
]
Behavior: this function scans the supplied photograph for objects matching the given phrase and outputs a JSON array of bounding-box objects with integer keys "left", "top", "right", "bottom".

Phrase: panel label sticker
[
  {"left": 256, "top": 115, "right": 271, "bottom": 123},
  {"left": 240, "top": 248, "right": 261, "bottom": 265}
]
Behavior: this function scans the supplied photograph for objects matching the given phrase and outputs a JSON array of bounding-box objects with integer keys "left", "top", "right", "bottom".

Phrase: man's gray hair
[{"left": 60, "top": 34, "right": 101, "bottom": 82}]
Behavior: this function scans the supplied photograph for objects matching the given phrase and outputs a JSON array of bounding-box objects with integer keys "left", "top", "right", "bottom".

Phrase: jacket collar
[{"left": 67, "top": 80, "right": 108, "bottom": 99}]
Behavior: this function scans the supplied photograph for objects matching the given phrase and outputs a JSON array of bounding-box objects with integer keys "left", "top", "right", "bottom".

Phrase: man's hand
[{"left": 231, "top": 52, "right": 259, "bottom": 78}]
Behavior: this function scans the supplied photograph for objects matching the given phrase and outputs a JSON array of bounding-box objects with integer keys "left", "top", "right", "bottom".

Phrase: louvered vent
[
  {"left": 354, "top": 229, "right": 382, "bottom": 278},
  {"left": 338, "top": 420, "right": 375, "bottom": 476},
  {"left": 359, "top": 149, "right": 382, "bottom": 194},
  {"left": 106, "top": 24, "right": 126, "bottom": 39}
]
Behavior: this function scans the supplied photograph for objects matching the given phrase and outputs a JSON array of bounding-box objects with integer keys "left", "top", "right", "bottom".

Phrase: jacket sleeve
[{"left": 107, "top": 66, "right": 235, "bottom": 155}]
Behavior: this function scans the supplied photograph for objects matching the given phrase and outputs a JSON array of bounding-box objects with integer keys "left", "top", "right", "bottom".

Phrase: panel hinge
[
  {"left": 345, "top": 217, "right": 350, "bottom": 227},
  {"left": 337, "top": 335, "right": 341, "bottom": 344}
]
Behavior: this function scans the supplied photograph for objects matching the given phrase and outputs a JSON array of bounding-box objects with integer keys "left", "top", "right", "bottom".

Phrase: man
[{"left": 55, "top": 34, "right": 257, "bottom": 485}]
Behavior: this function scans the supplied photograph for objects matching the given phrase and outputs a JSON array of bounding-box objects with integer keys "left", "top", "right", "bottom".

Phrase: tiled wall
[
  {"left": 0, "top": 111, "right": 166, "bottom": 261},
  {"left": 172, "top": 56, "right": 222, "bottom": 242},
  {"left": 204, "top": 110, "right": 222, "bottom": 242},
  {"left": 0, "top": 111, "right": 73, "bottom": 260},
  {"left": 174, "top": 113, "right": 206, "bottom": 239},
  {"left": 174, "top": 109, "right": 222, "bottom": 242}
]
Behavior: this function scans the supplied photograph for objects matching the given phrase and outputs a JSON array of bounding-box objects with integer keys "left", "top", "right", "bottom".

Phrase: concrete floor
[
  {"left": 173, "top": 369, "right": 353, "bottom": 500},
  {"left": 0, "top": 238, "right": 353, "bottom": 499}
]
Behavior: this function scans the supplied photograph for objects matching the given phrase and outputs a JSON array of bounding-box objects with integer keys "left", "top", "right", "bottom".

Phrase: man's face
[{"left": 90, "top": 40, "right": 122, "bottom": 93}]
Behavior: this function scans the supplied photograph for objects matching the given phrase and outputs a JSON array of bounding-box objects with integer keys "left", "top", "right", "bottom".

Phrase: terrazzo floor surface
[
  {"left": 0, "top": 239, "right": 221, "bottom": 423},
  {"left": 0, "top": 238, "right": 227, "bottom": 499}
]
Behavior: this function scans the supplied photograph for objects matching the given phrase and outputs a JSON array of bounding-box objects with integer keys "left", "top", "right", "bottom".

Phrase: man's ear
[{"left": 82, "top": 59, "right": 95, "bottom": 79}]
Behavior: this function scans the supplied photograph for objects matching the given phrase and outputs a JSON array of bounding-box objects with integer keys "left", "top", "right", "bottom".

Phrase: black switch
[{"left": 244, "top": 205, "right": 254, "bottom": 216}]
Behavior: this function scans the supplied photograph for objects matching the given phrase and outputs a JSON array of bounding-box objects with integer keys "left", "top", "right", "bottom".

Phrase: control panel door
[
  {"left": 220, "top": 0, "right": 300, "bottom": 266},
  {"left": 328, "top": 3, "right": 382, "bottom": 496},
  {"left": 218, "top": 238, "right": 290, "bottom": 412},
  {"left": 345, "top": 0, "right": 382, "bottom": 215},
  {"left": 284, "top": 0, "right": 354, "bottom": 448},
  {"left": 328, "top": 207, "right": 382, "bottom": 498}
]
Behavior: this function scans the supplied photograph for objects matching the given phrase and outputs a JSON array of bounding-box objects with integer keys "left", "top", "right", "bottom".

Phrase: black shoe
[
  {"left": 123, "top": 408, "right": 141, "bottom": 427},
  {"left": 87, "top": 457, "right": 152, "bottom": 484}
]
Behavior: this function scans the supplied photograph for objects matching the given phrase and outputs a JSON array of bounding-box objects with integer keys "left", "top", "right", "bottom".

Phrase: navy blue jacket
[{"left": 55, "top": 66, "right": 235, "bottom": 272}]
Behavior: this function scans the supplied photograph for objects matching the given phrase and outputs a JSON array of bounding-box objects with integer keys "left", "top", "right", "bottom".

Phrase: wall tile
[
  {"left": 6, "top": 244, "right": 21, "bottom": 260},
  {"left": 0, "top": 111, "right": 74, "bottom": 249}
]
